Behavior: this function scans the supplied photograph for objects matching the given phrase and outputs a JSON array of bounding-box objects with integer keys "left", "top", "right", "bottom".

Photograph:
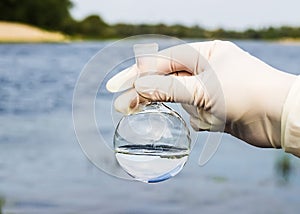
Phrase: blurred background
[{"left": 0, "top": 1, "right": 300, "bottom": 213}]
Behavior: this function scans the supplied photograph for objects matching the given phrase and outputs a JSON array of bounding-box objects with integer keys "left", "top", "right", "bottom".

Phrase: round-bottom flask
[
  {"left": 114, "top": 102, "right": 191, "bottom": 183},
  {"left": 113, "top": 43, "right": 191, "bottom": 183}
]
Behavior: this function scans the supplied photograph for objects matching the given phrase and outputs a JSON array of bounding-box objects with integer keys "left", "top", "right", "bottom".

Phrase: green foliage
[
  {"left": 78, "top": 15, "right": 109, "bottom": 38},
  {"left": 0, "top": 0, "right": 73, "bottom": 30},
  {"left": 0, "top": 0, "right": 300, "bottom": 40},
  {"left": 109, "top": 23, "right": 205, "bottom": 38},
  {"left": 106, "top": 23, "right": 300, "bottom": 40},
  {"left": 0, "top": 196, "right": 5, "bottom": 214},
  {"left": 275, "top": 154, "right": 293, "bottom": 184}
]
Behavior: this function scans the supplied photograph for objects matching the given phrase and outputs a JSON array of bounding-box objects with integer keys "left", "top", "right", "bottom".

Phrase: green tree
[
  {"left": 0, "top": 0, "right": 73, "bottom": 30},
  {"left": 78, "top": 15, "right": 109, "bottom": 37}
]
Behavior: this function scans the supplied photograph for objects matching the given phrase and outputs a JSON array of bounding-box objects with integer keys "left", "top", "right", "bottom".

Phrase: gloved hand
[{"left": 106, "top": 40, "right": 296, "bottom": 149}]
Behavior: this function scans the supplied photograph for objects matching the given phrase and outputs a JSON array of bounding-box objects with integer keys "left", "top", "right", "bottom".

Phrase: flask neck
[{"left": 140, "top": 102, "right": 173, "bottom": 114}]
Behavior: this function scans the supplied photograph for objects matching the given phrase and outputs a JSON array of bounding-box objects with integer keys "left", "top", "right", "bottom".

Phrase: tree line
[{"left": 1, "top": 0, "right": 300, "bottom": 40}]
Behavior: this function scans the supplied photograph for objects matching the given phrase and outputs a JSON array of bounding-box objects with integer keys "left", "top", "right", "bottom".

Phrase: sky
[{"left": 71, "top": 0, "right": 300, "bottom": 30}]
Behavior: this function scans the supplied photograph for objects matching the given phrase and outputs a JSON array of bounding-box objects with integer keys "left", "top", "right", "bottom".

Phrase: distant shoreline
[
  {"left": 0, "top": 21, "right": 69, "bottom": 43},
  {"left": 1, "top": 21, "right": 300, "bottom": 44}
]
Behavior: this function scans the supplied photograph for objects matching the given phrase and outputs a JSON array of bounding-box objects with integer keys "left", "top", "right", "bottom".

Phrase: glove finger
[
  {"left": 181, "top": 104, "right": 211, "bottom": 131},
  {"left": 135, "top": 74, "right": 207, "bottom": 106},
  {"left": 106, "top": 66, "right": 138, "bottom": 93},
  {"left": 114, "top": 89, "right": 149, "bottom": 114},
  {"left": 182, "top": 104, "right": 225, "bottom": 132},
  {"left": 157, "top": 42, "right": 211, "bottom": 76},
  {"left": 106, "top": 42, "right": 214, "bottom": 93}
]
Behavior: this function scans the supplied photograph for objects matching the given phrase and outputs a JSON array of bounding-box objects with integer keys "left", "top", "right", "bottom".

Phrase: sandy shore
[
  {"left": 276, "top": 38, "right": 300, "bottom": 46},
  {"left": 0, "top": 21, "right": 68, "bottom": 43}
]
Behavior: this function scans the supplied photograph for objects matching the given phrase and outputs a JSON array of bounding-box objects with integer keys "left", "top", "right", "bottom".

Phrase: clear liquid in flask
[
  {"left": 115, "top": 144, "right": 189, "bottom": 183},
  {"left": 114, "top": 103, "right": 191, "bottom": 183}
]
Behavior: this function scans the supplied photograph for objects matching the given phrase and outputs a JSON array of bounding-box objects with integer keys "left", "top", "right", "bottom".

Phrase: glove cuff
[{"left": 281, "top": 75, "right": 300, "bottom": 157}]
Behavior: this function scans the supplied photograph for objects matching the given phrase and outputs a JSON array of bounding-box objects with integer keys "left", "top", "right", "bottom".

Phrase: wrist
[
  {"left": 281, "top": 75, "right": 300, "bottom": 157},
  {"left": 263, "top": 70, "right": 297, "bottom": 148}
]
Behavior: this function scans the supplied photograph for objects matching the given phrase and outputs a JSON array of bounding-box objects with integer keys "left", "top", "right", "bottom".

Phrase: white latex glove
[{"left": 107, "top": 40, "right": 296, "bottom": 149}]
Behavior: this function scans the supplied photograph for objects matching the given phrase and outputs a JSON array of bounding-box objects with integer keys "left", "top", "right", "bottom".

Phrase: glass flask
[{"left": 114, "top": 43, "right": 191, "bottom": 183}]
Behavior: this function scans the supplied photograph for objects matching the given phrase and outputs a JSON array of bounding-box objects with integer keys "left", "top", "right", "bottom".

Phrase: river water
[{"left": 0, "top": 40, "right": 300, "bottom": 214}]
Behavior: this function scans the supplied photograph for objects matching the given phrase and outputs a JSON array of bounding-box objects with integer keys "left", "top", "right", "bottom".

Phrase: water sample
[{"left": 114, "top": 43, "right": 191, "bottom": 183}]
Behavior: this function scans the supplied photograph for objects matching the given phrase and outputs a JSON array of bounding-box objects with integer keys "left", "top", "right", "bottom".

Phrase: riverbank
[
  {"left": 1, "top": 21, "right": 300, "bottom": 44},
  {"left": 0, "top": 21, "right": 68, "bottom": 43},
  {"left": 276, "top": 37, "right": 300, "bottom": 45}
]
